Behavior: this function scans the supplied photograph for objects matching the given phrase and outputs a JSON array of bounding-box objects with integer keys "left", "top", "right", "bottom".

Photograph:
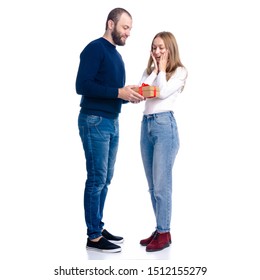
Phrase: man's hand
[{"left": 118, "top": 85, "right": 145, "bottom": 102}]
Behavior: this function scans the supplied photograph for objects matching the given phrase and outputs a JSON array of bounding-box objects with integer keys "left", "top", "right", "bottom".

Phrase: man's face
[{"left": 111, "top": 13, "right": 132, "bottom": 46}]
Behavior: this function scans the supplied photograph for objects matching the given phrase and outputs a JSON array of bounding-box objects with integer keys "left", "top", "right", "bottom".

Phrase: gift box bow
[{"left": 138, "top": 83, "right": 159, "bottom": 98}]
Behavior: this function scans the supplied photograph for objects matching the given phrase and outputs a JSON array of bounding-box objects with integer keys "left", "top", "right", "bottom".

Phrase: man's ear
[{"left": 107, "top": 19, "right": 114, "bottom": 30}]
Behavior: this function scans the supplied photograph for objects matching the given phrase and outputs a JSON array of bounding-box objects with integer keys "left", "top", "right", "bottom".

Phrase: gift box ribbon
[{"left": 138, "top": 83, "right": 157, "bottom": 98}]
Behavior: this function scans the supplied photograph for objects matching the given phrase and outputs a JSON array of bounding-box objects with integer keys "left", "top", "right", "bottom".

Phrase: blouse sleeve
[
  {"left": 156, "top": 67, "right": 187, "bottom": 100},
  {"left": 138, "top": 70, "right": 157, "bottom": 85}
]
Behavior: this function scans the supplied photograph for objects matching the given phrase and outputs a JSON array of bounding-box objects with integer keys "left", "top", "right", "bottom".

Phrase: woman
[{"left": 139, "top": 31, "right": 187, "bottom": 252}]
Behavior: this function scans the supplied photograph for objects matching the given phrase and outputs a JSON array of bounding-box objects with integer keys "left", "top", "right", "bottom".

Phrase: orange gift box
[{"left": 133, "top": 83, "right": 160, "bottom": 98}]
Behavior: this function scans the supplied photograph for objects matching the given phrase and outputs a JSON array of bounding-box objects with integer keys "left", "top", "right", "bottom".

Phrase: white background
[{"left": 1, "top": 0, "right": 259, "bottom": 279}]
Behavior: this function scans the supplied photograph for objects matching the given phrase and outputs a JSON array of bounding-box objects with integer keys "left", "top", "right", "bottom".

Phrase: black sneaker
[
  {"left": 86, "top": 237, "right": 121, "bottom": 253},
  {"left": 102, "top": 229, "right": 124, "bottom": 244}
]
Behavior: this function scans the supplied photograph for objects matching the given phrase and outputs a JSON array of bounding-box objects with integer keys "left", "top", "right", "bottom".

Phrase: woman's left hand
[{"left": 159, "top": 50, "right": 168, "bottom": 72}]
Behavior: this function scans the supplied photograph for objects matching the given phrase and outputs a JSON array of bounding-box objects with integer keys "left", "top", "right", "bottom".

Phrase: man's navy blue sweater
[{"left": 76, "top": 37, "right": 126, "bottom": 119}]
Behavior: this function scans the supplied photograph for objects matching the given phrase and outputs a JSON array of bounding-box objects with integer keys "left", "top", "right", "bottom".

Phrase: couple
[{"left": 75, "top": 8, "right": 187, "bottom": 253}]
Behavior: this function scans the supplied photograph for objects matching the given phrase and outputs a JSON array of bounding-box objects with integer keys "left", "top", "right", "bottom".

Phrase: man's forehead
[
  {"left": 118, "top": 13, "right": 132, "bottom": 22},
  {"left": 118, "top": 13, "right": 132, "bottom": 27}
]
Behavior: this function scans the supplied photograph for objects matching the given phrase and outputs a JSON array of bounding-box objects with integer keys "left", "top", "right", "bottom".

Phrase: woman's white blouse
[{"left": 139, "top": 66, "right": 187, "bottom": 115}]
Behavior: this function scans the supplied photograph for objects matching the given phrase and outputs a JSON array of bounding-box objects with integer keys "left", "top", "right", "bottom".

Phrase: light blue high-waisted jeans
[
  {"left": 78, "top": 112, "right": 119, "bottom": 240},
  {"left": 141, "top": 111, "right": 179, "bottom": 232}
]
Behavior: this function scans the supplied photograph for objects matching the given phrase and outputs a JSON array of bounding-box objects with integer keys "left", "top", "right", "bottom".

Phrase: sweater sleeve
[{"left": 75, "top": 42, "right": 118, "bottom": 99}]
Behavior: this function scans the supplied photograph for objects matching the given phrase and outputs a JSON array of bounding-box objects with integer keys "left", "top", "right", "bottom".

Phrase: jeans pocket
[
  {"left": 154, "top": 115, "right": 171, "bottom": 125},
  {"left": 86, "top": 115, "right": 102, "bottom": 126}
]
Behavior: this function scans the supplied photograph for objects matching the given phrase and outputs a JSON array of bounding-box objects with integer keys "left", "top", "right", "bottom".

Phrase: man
[{"left": 76, "top": 8, "right": 144, "bottom": 253}]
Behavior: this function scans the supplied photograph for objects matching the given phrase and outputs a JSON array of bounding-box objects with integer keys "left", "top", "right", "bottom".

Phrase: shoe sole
[
  {"left": 146, "top": 243, "right": 170, "bottom": 252},
  {"left": 86, "top": 246, "right": 122, "bottom": 253},
  {"left": 107, "top": 238, "right": 124, "bottom": 244},
  {"left": 140, "top": 240, "right": 171, "bottom": 246}
]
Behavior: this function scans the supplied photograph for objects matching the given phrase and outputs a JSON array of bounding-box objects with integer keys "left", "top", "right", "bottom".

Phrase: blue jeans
[
  {"left": 140, "top": 111, "right": 179, "bottom": 232},
  {"left": 78, "top": 112, "right": 119, "bottom": 240}
]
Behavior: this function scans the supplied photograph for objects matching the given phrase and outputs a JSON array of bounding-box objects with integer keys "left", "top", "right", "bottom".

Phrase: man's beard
[{"left": 111, "top": 28, "right": 125, "bottom": 46}]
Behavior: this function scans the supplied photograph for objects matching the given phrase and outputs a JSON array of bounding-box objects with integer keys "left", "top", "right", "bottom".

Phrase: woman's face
[{"left": 151, "top": 37, "right": 166, "bottom": 63}]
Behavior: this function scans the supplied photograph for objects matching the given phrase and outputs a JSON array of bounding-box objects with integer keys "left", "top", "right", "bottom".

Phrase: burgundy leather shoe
[
  {"left": 146, "top": 232, "right": 171, "bottom": 252},
  {"left": 140, "top": 231, "right": 157, "bottom": 246}
]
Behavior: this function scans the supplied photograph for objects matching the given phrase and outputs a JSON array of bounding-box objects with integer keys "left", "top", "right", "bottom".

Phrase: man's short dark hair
[{"left": 105, "top": 8, "right": 132, "bottom": 30}]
